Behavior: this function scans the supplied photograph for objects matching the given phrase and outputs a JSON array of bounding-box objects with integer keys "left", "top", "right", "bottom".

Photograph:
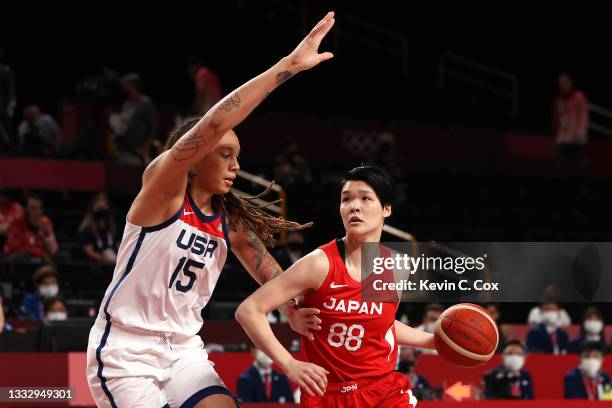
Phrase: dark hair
[
  {"left": 165, "top": 118, "right": 311, "bottom": 247},
  {"left": 583, "top": 306, "right": 603, "bottom": 321},
  {"left": 33, "top": 264, "right": 58, "bottom": 285},
  {"left": 121, "top": 73, "right": 142, "bottom": 92},
  {"left": 78, "top": 193, "right": 116, "bottom": 238},
  {"left": 43, "top": 297, "right": 67, "bottom": 313},
  {"left": 340, "top": 165, "right": 395, "bottom": 208},
  {"left": 503, "top": 339, "right": 525, "bottom": 352},
  {"left": 424, "top": 303, "right": 443, "bottom": 314},
  {"left": 580, "top": 341, "right": 604, "bottom": 356}
]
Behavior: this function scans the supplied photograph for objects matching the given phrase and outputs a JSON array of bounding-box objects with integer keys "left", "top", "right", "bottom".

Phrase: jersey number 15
[{"left": 168, "top": 256, "right": 204, "bottom": 292}]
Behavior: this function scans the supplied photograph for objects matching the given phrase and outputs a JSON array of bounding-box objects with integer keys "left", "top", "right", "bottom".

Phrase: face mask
[
  {"left": 580, "top": 358, "right": 602, "bottom": 378},
  {"left": 93, "top": 209, "right": 110, "bottom": 221},
  {"left": 584, "top": 320, "right": 603, "bottom": 335},
  {"left": 423, "top": 322, "right": 436, "bottom": 333},
  {"left": 541, "top": 311, "right": 559, "bottom": 326},
  {"left": 47, "top": 311, "right": 67, "bottom": 321},
  {"left": 39, "top": 285, "right": 59, "bottom": 298},
  {"left": 503, "top": 355, "right": 525, "bottom": 372},
  {"left": 255, "top": 350, "right": 273, "bottom": 369}
]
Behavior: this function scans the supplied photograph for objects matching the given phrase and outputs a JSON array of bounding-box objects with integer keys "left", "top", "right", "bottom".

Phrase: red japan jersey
[{"left": 300, "top": 239, "right": 399, "bottom": 383}]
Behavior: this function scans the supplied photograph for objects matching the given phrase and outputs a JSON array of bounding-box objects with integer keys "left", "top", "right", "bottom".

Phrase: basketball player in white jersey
[{"left": 86, "top": 12, "right": 335, "bottom": 408}]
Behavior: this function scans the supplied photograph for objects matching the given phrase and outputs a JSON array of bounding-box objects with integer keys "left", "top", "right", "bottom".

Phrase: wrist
[
  {"left": 277, "top": 355, "right": 294, "bottom": 372},
  {"left": 277, "top": 57, "right": 300, "bottom": 77}
]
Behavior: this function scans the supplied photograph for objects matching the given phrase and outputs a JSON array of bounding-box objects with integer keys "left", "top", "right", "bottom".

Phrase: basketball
[{"left": 434, "top": 303, "right": 499, "bottom": 367}]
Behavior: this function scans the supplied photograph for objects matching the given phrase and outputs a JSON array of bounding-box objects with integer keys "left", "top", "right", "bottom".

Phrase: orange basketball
[{"left": 433, "top": 303, "right": 499, "bottom": 367}]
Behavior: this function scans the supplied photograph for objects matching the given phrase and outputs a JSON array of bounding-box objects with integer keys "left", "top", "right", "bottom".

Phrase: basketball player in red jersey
[{"left": 236, "top": 166, "right": 434, "bottom": 407}]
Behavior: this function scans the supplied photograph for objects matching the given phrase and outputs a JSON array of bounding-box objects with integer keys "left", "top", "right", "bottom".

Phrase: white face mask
[
  {"left": 39, "top": 285, "right": 59, "bottom": 299},
  {"left": 541, "top": 311, "right": 559, "bottom": 327},
  {"left": 584, "top": 320, "right": 603, "bottom": 335},
  {"left": 503, "top": 355, "right": 525, "bottom": 372},
  {"left": 423, "top": 322, "right": 436, "bottom": 333},
  {"left": 255, "top": 350, "right": 273, "bottom": 369},
  {"left": 47, "top": 311, "right": 67, "bottom": 321},
  {"left": 580, "top": 358, "right": 602, "bottom": 378}
]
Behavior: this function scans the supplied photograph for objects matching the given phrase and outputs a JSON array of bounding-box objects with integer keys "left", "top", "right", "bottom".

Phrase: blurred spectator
[
  {"left": 0, "top": 293, "right": 4, "bottom": 333},
  {"left": 3, "top": 194, "right": 58, "bottom": 263},
  {"left": 569, "top": 306, "right": 608, "bottom": 354},
  {"left": 374, "top": 132, "right": 403, "bottom": 180},
  {"left": 0, "top": 49, "right": 16, "bottom": 150},
  {"left": 43, "top": 297, "right": 68, "bottom": 322},
  {"left": 553, "top": 72, "right": 589, "bottom": 176},
  {"left": 17, "top": 104, "right": 62, "bottom": 155},
  {"left": 236, "top": 346, "right": 293, "bottom": 403},
  {"left": 484, "top": 340, "right": 534, "bottom": 400},
  {"left": 396, "top": 346, "right": 435, "bottom": 400},
  {"left": 416, "top": 303, "right": 442, "bottom": 334},
  {"left": 20, "top": 264, "right": 60, "bottom": 321},
  {"left": 273, "top": 231, "right": 305, "bottom": 270},
  {"left": 0, "top": 188, "right": 24, "bottom": 237},
  {"left": 187, "top": 57, "right": 223, "bottom": 115},
  {"left": 485, "top": 303, "right": 509, "bottom": 352},
  {"left": 528, "top": 300, "right": 571, "bottom": 327},
  {"left": 526, "top": 302, "right": 569, "bottom": 354},
  {"left": 273, "top": 139, "right": 313, "bottom": 187},
  {"left": 415, "top": 303, "right": 442, "bottom": 355},
  {"left": 112, "top": 73, "right": 157, "bottom": 164},
  {"left": 564, "top": 341, "right": 612, "bottom": 400},
  {"left": 78, "top": 193, "right": 117, "bottom": 264}
]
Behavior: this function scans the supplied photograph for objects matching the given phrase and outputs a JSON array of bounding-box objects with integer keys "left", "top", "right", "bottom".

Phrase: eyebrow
[
  {"left": 341, "top": 190, "right": 374, "bottom": 195},
  {"left": 216, "top": 144, "right": 240, "bottom": 153}
]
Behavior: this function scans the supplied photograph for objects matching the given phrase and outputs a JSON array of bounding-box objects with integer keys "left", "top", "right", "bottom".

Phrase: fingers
[
  {"left": 309, "top": 11, "right": 334, "bottom": 34},
  {"left": 300, "top": 307, "right": 320, "bottom": 315},
  {"left": 318, "top": 52, "right": 334, "bottom": 62},
  {"left": 316, "top": 16, "right": 335, "bottom": 42},
  {"left": 303, "top": 370, "right": 326, "bottom": 396},
  {"left": 309, "top": 11, "right": 335, "bottom": 40}
]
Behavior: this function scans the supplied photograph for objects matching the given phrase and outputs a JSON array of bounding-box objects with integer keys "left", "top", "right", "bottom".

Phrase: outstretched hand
[{"left": 287, "top": 11, "right": 335, "bottom": 73}]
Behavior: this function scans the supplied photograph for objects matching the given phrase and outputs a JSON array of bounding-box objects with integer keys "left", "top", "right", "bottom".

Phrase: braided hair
[{"left": 164, "top": 117, "right": 311, "bottom": 247}]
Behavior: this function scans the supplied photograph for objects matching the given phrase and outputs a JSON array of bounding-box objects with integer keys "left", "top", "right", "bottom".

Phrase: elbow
[
  {"left": 202, "top": 110, "right": 223, "bottom": 137},
  {"left": 235, "top": 301, "right": 253, "bottom": 326}
]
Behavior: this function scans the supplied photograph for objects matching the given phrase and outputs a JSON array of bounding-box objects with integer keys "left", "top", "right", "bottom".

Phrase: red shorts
[{"left": 300, "top": 372, "right": 417, "bottom": 408}]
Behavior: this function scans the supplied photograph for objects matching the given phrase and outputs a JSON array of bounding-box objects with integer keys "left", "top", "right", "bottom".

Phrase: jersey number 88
[{"left": 327, "top": 323, "right": 365, "bottom": 351}]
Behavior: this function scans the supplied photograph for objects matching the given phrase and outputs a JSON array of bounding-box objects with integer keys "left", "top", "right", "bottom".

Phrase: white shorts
[{"left": 86, "top": 317, "right": 236, "bottom": 408}]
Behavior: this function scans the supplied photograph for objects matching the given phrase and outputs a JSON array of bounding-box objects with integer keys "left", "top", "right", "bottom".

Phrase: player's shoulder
[{"left": 294, "top": 248, "right": 329, "bottom": 272}]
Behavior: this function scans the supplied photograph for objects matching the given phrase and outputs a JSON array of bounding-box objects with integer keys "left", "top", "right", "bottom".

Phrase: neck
[
  {"left": 189, "top": 185, "right": 215, "bottom": 215},
  {"left": 344, "top": 228, "right": 382, "bottom": 270}
]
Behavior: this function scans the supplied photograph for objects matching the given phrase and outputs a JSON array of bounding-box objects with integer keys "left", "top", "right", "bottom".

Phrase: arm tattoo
[
  {"left": 217, "top": 92, "right": 241, "bottom": 112},
  {"left": 276, "top": 71, "right": 293, "bottom": 86},
  {"left": 171, "top": 124, "right": 204, "bottom": 161},
  {"left": 245, "top": 229, "right": 283, "bottom": 283}
]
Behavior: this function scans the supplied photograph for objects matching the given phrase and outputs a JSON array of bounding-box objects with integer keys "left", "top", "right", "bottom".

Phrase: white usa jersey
[{"left": 99, "top": 192, "right": 230, "bottom": 336}]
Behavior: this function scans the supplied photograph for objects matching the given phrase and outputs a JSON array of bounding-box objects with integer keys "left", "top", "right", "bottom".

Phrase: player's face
[
  {"left": 191, "top": 130, "right": 240, "bottom": 194},
  {"left": 340, "top": 181, "right": 391, "bottom": 238}
]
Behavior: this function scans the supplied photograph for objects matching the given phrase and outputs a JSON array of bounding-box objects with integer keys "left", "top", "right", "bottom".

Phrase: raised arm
[
  {"left": 129, "top": 12, "right": 335, "bottom": 226},
  {"left": 235, "top": 250, "right": 329, "bottom": 396}
]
